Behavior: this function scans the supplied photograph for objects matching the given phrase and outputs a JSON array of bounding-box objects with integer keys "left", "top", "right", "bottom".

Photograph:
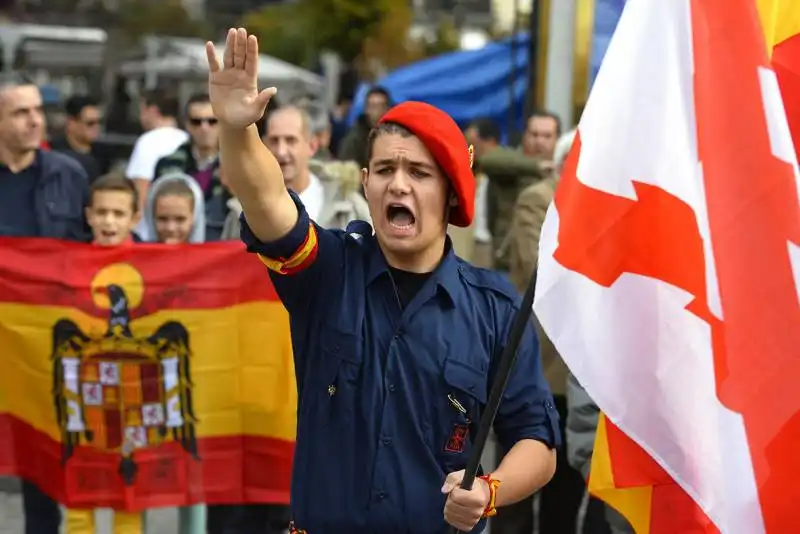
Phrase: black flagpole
[{"left": 450, "top": 267, "right": 538, "bottom": 533}]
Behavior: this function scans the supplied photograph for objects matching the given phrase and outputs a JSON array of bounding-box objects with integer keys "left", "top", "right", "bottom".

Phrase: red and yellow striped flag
[
  {"left": 0, "top": 238, "right": 296, "bottom": 511},
  {"left": 759, "top": 0, "right": 800, "bottom": 157}
]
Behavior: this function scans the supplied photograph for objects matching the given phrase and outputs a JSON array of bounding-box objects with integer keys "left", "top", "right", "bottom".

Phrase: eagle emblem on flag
[{"left": 50, "top": 263, "right": 198, "bottom": 485}]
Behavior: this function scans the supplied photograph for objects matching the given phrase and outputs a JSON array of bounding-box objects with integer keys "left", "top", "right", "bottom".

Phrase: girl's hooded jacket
[{"left": 144, "top": 172, "right": 207, "bottom": 244}]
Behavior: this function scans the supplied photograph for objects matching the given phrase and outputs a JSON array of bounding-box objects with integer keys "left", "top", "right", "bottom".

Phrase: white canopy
[{"left": 119, "top": 37, "right": 323, "bottom": 98}]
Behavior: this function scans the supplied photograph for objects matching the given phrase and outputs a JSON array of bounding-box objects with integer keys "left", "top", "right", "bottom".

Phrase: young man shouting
[{"left": 206, "top": 28, "right": 558, "bottom": 534}]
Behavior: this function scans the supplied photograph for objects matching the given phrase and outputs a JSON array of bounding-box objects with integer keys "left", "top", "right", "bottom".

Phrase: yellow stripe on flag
[
  {"left": 0, "top": 301, "right": 297, "bottom": 443},
  {"left": 757, "top": 0, "right": 800, "bottom": 53},
  {"left": 589, "top": 414, "right": 652, "bottom": 534}
]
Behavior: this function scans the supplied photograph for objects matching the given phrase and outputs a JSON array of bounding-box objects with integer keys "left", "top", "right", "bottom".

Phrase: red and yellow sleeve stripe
[{"left": 257, "top": 225, "right": 319, "bottom": 275}]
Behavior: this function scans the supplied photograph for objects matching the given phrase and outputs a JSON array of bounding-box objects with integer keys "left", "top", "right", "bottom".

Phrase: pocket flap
[
  {"left": 320, "top": 327, "right": 361, "bottom": 363},
  {"left": 45, "top": 199, "right": 80, "bottom": 219},
  {"left": 443, "top": 359, "right": 487, "bottom": 404}
]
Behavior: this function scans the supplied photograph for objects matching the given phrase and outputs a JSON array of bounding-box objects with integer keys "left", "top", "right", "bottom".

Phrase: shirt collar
[
  {"left": 0, "top": 149, "right": 41, "bottom": 172},
  {"left": 364, "top": 235, "right": 462, "bottom": 308},
  {"left": 191, "top": 146, "right": 218, "bottom": 170}
]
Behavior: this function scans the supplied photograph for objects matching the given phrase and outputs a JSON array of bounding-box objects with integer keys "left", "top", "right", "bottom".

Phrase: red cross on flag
[{"left": 533, "top": 0, "right": 800, "bottom": 533}]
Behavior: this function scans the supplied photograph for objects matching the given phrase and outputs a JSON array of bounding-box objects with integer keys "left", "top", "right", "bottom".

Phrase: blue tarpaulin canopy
[
  {"left": 590, "top": 0, "right": 626, "bottom": 89},
  {"left": 347, "top": 34, "right": 531, "bottom": 137}
]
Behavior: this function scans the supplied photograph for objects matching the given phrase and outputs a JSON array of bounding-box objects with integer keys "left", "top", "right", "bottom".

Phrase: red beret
[{"left": 377, "top": 102, "right": 475, "bottom": 227}]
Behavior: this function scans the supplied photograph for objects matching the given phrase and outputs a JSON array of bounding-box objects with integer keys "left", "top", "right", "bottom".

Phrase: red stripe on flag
[
  {"left": 602, "top": 419, "right": 720, "bottom": 534},
  {"left": 649, "top": 484, "right": 718, "bottom": 534},
  {"left": 0, "top": 414, "right": 293, "bottom": 510},
  {"left": 0, "top": 238, "right": 279, "bottom": 317},
  {"left": 772, "top": 33, "right": 800, "bottom": 162},
  {"left": 604, "top": 420, "right": 673, "bottom": 488}
]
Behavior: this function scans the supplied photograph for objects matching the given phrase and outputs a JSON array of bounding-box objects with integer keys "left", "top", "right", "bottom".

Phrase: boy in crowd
[{"left": 71, "top": 171, "right": 142, "bottom": 533}]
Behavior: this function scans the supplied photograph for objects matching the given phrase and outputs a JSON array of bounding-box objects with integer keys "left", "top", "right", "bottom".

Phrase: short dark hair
[
  {"left": 366, "top": 122, "right": 413, "bottom": 162},
  {"left": 266, "top": 106, "right": 313, "bottom": 140},
  {"left": 528, "top": 110, "right": 562, "bottom": 136},
  {"left": 90, "top": 172, "right": 139, "bottom": 213},
  {"left": 467, "top": 118, "right": 500, "bottom": 142},
  {"left": 64, "top": 95, "right": 99, "bottom": 118},
  {"left": 0, "top": 73, "right": 35, "bottom": 105},
  {"left": 366, "top": 86, "right": 392, "bottom": 105},
  {"left": 153, "top": 180, "right": 195, "bottom": 210},
  {"left": 0, "top": 72, "right": 33, "bottom": 91},
  {"left": 141, "top": 87, "right": 180, "bottom": 119},
  {"left": 184, "top": 92, "right": 210, "bottom": 118}
]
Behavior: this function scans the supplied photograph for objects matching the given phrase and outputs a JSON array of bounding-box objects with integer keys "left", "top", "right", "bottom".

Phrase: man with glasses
[
  {"left": 50, "top": 95, "right": 102, "bottom": 183},
  {"left": 153, "top": 92, "right": 229, "bottom": 240}
]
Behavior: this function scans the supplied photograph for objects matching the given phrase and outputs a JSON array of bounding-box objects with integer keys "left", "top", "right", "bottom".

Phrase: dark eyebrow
[{"left": 373, "top": 158, "right": 436, "bottom": 170}]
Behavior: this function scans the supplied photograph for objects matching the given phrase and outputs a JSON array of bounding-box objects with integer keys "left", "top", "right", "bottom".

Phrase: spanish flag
[
  {"left": 759, "top": 0, "right": 800, "bottom": 158},
  {"left": 0, "top": 238, "right": 296, "bottom": 511},
  {"left": 534, "top": 0, "right": 800, "bottom": 532}
]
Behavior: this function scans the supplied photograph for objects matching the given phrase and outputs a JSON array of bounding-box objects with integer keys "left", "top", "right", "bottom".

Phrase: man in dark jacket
[
  {"left": 49, "top": 94, "right": 103, "bottom": 184},
  {"left": 153, "top": 92, "right": 230, "bottom": 240},
  {"left": 338, "top": 86, "right": 392, "bottom": 168},
  {"left": 0, "top": 73, "right": 90, "bottom": 534}
]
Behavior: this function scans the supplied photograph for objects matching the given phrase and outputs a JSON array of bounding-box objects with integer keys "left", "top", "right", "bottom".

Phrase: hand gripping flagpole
[{"left": 449, "top": 268, "right": 538, "bottom": 534}]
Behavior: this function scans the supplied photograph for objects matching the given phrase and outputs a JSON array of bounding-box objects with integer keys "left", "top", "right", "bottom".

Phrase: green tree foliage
[
  {"left": 297, "top": 0, "right": 409, "bottom": 62},
  {"left": 242, "top": 3, "right": 313, "bottom": 68},
  {"left": 419, "top": 18, "right": 462, "bottom": 58},
  {"left": 244, "top": 0, "right": 417, "bottom": 71},
  {"left": 243, "top": 0, "right": 462, "bottom": 75},
  {"left": 114, "top": 0, "right": 211, "bottom": 39}
]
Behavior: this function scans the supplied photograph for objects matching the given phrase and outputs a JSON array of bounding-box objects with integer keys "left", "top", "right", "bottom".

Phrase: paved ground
[{"left": 0, "top": 478, "right": 178, "bottom": 534}]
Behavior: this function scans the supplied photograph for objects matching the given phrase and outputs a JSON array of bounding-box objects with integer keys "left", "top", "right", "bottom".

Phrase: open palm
[{"left": 206, "top": 28, "right": 277, "bottom": 128}]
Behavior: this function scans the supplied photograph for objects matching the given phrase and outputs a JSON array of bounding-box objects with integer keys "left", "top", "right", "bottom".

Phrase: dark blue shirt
[
  {"left": 0, "top": 155, "right": 41, "bottom": 237},
  {"left": 241, "top": 191, "right": 560, "bottom": 534}
]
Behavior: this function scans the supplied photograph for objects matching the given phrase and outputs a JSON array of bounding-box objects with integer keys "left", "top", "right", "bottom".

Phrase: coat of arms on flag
[{"left": 51, "top": 262, "right": 198, "bottom": 485}]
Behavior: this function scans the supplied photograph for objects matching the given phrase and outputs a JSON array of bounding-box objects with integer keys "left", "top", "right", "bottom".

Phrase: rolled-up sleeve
[
  {"left": 240, "top": 190, "right": 344, "bottom": 316},
  {"left": 492, "top": 315, "right": 561, "bottom": 452}
]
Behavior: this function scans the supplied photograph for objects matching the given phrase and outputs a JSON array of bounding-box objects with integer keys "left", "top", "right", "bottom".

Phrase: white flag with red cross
[{"left": 533, "top": 0, "right": 800, "bottom": 532}]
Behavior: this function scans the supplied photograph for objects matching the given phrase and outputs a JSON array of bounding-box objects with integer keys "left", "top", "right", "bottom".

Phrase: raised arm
[{"left": 206, "top": 28, "right": 297, "bottom": 242}]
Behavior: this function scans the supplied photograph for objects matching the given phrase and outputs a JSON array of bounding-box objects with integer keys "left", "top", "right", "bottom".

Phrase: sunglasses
[{"left": 188, "top": 117, "right": 218, "bottom": 127}]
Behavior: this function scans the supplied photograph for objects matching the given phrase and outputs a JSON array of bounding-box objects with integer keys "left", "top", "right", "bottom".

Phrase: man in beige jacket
[{"left": 501, "top": 129, "right": 585, "bottom": 534}]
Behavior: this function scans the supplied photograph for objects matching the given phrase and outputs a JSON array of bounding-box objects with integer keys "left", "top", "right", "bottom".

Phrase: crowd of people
[{"left": 0, "top": 34, "right": 631, "bottom": 533}]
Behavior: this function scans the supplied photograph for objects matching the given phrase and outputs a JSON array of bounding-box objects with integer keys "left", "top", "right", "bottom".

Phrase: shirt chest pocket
[
  {"left": 41, "top": 197, "right": 83, "bottom": 239},
  {"left": 315, "top": 327, "right": 363, "bottom": 418},
  {"left": 437, "top": 358, "right": 488, "bottom": 463}
]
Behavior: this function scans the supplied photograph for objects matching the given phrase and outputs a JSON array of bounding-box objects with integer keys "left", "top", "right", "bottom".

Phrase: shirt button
[
  {"left": 387, "top": 383, "right": 396, "bottom": 392},
  {"left": 381, "top": 436, "right": 392, "bottom": 445},
  {"left": 377, "top": 490, "right": 387, "bottom": 500}
]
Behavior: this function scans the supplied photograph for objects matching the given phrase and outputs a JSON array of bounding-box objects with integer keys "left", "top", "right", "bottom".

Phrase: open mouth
[{"left": 387, "top": 204, "right": 416, "bottom": 230}]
